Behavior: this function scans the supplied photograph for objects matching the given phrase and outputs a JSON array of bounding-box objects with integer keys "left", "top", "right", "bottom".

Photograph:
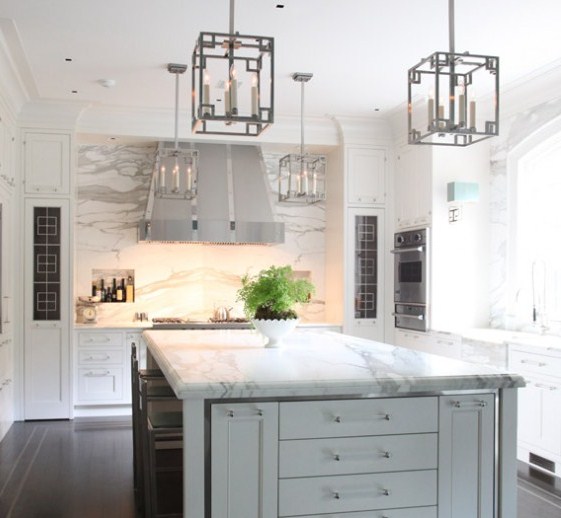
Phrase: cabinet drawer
[
  {"left": 78, "top": 332, "right": 123, "bottom": 347},
  {"left": 279, "top": 397, "right": 438, "bottom": 439},
  {"left": 287, "top": 507, "right": 437, "bottom": 518},
  {"left": 509, "top": 349, "right": 561, "bottom": 379},
  {"left": 279, "top": 433, "right": 437, "bottom": 478},
  {"left": 278, "top": 470, "right": 437, "bottom": 516},
  {"left": 77, "top": 367, "right": 123, "bottom": 401},
  {"left": 78, "top": 350, "right": 123, "bottom": 365}
]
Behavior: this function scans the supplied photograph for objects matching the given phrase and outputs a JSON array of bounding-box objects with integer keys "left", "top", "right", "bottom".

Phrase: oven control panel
[{"left": 394, "top": 228, "right": 428, "bottom": 248}]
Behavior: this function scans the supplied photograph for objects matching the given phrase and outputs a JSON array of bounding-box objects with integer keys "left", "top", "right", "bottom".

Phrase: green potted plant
[{"left": 236, "top": 265, "right": 314, "bottom": 347}]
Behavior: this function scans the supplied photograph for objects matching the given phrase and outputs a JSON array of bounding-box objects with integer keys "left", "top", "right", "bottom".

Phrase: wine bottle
[
  {"left": 111, "top": 278, "right": 117, "bottom": 302},
  {"left": 116, "top": 278, "right": 124, "bottom": 302},
  {"left": 100, "top": 279, "right": 106, "bottom": 302},
  {"left": 125, "top": 276, "right": 134, "bottom": 303}
]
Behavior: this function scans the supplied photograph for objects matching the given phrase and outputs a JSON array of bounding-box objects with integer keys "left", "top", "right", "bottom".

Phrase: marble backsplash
[{"left": 75, "top": 143, "right": 326, "bottom": 325}]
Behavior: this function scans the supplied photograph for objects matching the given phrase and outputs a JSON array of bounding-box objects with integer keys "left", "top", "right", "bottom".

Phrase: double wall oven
[{"left": 391, "top": 228, "right": 429, "bottom": 332}]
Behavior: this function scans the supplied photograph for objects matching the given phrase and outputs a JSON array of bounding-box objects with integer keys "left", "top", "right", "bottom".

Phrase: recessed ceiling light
[
  {"left": 98, "top": 78, "right": 116, "bottom": 88},
  {"left": 276, "top": 4, "right": 285, "bottom": 8},
  {"left": 71, "top": 90, "right": 78, "bottom": 94},
  {"left": 108, "top": 137, "right": 118, "bottom": 141},
  {"left": 374, "top": 108, "right": 380, "bottom": 112},
  {"left": 65, "top": 58, "right": 72, "bottom": 62}
]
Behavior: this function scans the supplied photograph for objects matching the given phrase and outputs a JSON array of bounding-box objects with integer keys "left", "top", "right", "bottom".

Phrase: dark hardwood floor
[
  {"left": 0, "top": 418, "right": 135, "bottom": 518},
  {"left": 1, "top": 418, "right": 561, "bottom": 517}
]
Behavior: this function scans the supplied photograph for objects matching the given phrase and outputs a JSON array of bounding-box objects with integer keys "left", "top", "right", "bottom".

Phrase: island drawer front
[
  {"left": 278, "top": 469, "right": 437, "bottom": 516},
  {"left": 509, "top": 348, "right": 561, "bottom": 379},
  {"left": 284, "top": 506, "right": 437, "bottom": 518},
  {"left": 78, "top": 331, "right": 123, "bottom": 347},
  {"left": 76, "top": 367, "right": 123, "bottom": 401},
  {"left": 279, "top": 433, "right": 437, "bottom": 478},
  {"left": 77, "top": 350, "right": 123, "bottom": 365},
  {"left": 279, "top": 397, "right": 438, "bottom": 439}
]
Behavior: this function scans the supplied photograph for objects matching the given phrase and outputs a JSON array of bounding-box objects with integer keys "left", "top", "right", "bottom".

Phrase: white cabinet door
[
  {"left": 438, "top": 394, "right": 495, "bottom": 518},
  {"left": 345, "top": 208, "right": 385, "bottom": 341},
  {"left": 395, "top": 146, "right": 432, "bottom": 230},
  {"left": 347, "top": 147, "right": 386, "bottom": 205},
  {"left": 23, "top": 131, "right": 71, "bottom": 195},
  {"left": 211, "top": 402, "right": 278, "bottom": 518}
]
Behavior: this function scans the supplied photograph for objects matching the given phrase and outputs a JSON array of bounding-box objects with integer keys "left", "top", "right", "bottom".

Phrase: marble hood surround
[{"left": 139, "top": 142, "right": 285, "bottom": 244}]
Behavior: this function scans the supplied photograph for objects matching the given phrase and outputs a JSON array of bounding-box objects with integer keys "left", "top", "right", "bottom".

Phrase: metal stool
[{"left": 131, "top": 343, "right": 182, "bottom": 517}]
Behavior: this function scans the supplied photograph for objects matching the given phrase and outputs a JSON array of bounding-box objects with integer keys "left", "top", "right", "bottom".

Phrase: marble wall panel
[{"left": 75, "top": 144, "right": 326, "bottom": 325}]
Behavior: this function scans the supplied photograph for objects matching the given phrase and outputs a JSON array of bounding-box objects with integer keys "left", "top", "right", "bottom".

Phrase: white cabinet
[
  {"left": 0, "top": 115, "right": 16, "bottom": 189},
  {"left": 509, "top": 343, "right": 561, "bottom": 475},
  {"left": 346, "top": 147, "right": 386, "bottom": 205},
  {"left": 395, "top": 146, "right": 432, "bottom": 230},
  {"left": 23, "top": 131, "right": 71, "bottom": 195},
  {"left": 74, "top": 329, "right": 132, "bottom": 412},
  {"left": 211, "top": 402, "right": 279, "bottom": 518},
  {"left": 345, "top": 207, "right": 385, "bottom": 341},
  {"left": 438, "top": 394, "right": 495, "bottom": 518},
  {"left": 394, "top": 329, "right": 462, "bottom": 359}
]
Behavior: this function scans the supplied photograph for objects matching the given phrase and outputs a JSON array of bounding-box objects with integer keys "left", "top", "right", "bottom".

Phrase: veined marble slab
[{"left": 143, "top": 329, "right": 524, "bottom": 400}]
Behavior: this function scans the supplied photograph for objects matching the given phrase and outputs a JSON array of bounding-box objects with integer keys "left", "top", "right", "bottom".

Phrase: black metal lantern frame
[
  {"left": 192, "top": 30, "right": 274, "bottom": 137},
  {"left": 408, "top": 0, "right": 499, "bottom": 147}
]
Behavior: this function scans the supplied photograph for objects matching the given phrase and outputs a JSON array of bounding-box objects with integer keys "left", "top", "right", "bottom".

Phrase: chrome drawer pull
[
  {"left": 85, "top": 354, "right": 111, "bottom": 361},
  {"left": 382, "top": 488, "right": 391, "bottom": 496},
  {"left": 85, "top": 336, "right": 111, "bottom": 343},
  {"left": 332, "top": 491, "right": 340, "bottom": 500},
  {"left": 333, "top": 453, "right": 341, "bottom": 462},
  {"left": 520, "top": 359, "right": 547, "bottom": 367},
  {"left": 453, "top": 400, "right": 487, "bottom": 408},
  {"left": 382, "top": 451, "right": 392, "bottom": 459},
  {"left": 334, "top": 415, "right": 342, "bottom": 423},
  {"left": 85, "top": 371, "right": 111, "bottom": 377},
  {"left": 534, "top": 383, "right": 558, "bottom": 391}
]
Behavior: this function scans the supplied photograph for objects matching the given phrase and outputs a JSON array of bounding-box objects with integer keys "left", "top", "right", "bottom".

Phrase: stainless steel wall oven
[{"left": 391, "top": 228, "right": 429, "bottom": 332}]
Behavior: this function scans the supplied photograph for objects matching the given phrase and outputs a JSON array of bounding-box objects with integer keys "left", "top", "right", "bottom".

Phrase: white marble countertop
[
  {"left": 461, "top": 327, "right": 561, "bottom": 349},
  {"left": 142, "top": 329, "right": 524, "bottom": 400},
  {"left": 75, "top": 321, "right": 342, "bottom": 330}
]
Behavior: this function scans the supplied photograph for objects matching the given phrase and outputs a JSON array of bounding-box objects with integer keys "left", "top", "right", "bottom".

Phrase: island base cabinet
[
  {"left": 438, "top": 394, "right": 495, "bottom": 518},
  {"left": 211, "top": 402, "right": 279, "bottom": 518}
]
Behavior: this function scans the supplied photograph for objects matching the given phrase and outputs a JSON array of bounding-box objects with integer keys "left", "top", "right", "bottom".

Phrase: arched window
[{"left": 509, "top": 131, "right": 561, "bottom": 330}]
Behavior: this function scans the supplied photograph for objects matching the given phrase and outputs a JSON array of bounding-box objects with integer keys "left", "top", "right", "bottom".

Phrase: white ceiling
[{"left": 1, "top": 0, "right": 561, "bottom": 120}]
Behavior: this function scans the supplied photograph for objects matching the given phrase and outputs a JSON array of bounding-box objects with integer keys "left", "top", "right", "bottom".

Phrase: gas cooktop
[{"left": 151, "top": 317, "right": 252, "bottom": 330}]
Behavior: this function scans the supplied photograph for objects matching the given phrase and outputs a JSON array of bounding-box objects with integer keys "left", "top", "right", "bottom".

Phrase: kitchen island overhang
[{"left": 142, "top": 329, "right": 524, "bottom": 518}]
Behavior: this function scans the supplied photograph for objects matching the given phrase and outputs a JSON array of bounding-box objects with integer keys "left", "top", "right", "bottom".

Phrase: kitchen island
[{"left": 142, "top": 328, "right": 524, "bottom": 518}]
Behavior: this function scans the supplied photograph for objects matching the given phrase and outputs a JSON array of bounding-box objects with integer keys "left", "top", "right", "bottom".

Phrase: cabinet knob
[
  {"left": 382, "top": 488, "right": 391, "bottom": 496},
  {"left": 383, "top": 413, "right": 391, "bottom": 421},
  {"left": 333, "top": 453, "right": 341, "bottom": 461},
  {"left": 382, "top": 451, "right": 392, "bottom": 459},
  {"left": 334, "top": 415, "right": 342, "bottom": 423},
  {"left": 332, "top": 491, "right": 340, "bottom": 500},
  {"left": 227, "top": 410, "right": 234, "bottom": 417},
  {"left": 256, "top": 409, "right": 263, "bottom": 416}
]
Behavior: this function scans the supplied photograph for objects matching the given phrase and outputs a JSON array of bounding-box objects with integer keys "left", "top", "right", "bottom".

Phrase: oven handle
[
  {"left": 390, "top": 246, "right": 425, "bottom": 253},
  {"left": 391, "top": 312, "right": 425, "bottom": 320}
]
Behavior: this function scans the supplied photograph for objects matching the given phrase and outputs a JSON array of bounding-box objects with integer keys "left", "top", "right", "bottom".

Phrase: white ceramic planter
[{"left": 252, "top": 318, "right": 299, "bottom": 347}]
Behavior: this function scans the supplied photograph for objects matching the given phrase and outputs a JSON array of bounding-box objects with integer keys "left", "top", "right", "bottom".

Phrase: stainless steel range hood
[{"left": 139, "top": 142, "right": 284, "bottom": 244}]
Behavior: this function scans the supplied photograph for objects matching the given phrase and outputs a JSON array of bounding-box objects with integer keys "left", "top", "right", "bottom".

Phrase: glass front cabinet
[{"left": 345, "top": 207, "right": 385, "bottom": 341}]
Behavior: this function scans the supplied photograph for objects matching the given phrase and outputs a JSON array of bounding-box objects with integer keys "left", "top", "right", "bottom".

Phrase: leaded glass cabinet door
[
  {"left": 345, "top": 208, "right": 385, "bottom": 342},
  {"left": 24, "top": 199, "right": 71, "bottom": 419}
]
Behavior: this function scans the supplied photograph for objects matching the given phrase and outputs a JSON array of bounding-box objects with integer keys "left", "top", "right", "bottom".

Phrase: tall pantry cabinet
[
  {"left": 22, "top": 129, "right": 73, "bottom": 419},
  {"left": 0, "top": 104, "right": 16, "bottom": 442},
  {"left": 325, "top": 120, "right": 392, "bottom": 343}
]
